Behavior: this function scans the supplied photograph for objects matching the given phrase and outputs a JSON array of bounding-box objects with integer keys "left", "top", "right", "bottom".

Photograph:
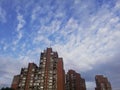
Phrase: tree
[{"left": 1, "top": 87, "right": 14, "bottom": 90}]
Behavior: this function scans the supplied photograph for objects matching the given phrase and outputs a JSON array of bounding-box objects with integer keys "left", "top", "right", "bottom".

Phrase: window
[
  {"left": 48, "top": 85, "right": 52, "bottom": 89},
  {"left": 31, "top": 74, "right": 34, "bottom": 77},
  {"left": 49, "top": 76, "right": 53, "bottom": 79},
  {"left": 23, "top": 77, "right": 26, "bottom": 80},
  {"left": 29, "top": 83, "right": 32, "bottom": 86},
  {"left": 32, "top": 68, "right": 35, "bottom": 71},
  {"left": 49, "top": 79, "right": 52, "bottom": 82},
  {"left": 49, "top": 83, "right": 52, "bottom": 85},
  {"left": 30, "top": 80, "right": 33, "bottom": 82}
]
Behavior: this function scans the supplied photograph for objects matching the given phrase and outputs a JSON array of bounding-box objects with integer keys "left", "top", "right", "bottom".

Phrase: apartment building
[
  {"left": 95, "top": 75, "right": 112, "bottom": 90},
  {"left": 66, "top": 70, "right": 86, "bottom": 90}
]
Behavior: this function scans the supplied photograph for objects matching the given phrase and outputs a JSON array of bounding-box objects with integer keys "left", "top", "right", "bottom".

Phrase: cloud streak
[
  {"left": 0, "top": 6, "right": 6, "bottom": 23},
  {"left": 12, "top": 10, "right": 26, "bottom": 47}
]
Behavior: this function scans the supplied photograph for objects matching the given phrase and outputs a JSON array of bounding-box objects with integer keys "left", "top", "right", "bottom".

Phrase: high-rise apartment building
[
  {"left": 38, "top": 48, "right": 65, "bottom": 90},
  {"left": 11, "top": 48, "right": 65, "bottom": 90},
  {"left": 95, "top": 75, "right": 112, "bottom": 90},
  {"left": 66, "top": 70, "right": 86, "bottom": 90}
]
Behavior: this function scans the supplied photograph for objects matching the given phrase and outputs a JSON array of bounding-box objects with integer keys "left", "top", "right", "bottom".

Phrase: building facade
[
  {"left": 95, "top": 75, "right": 112, "bottom": 90},
  {"left": 11, "top": 47, "right": 112, "bottom": 90},
  {"left": 11, "top": 48, "right": 65, "bottom": 90},
  {"left": 66, "top": 70, "right": 86, "bottom": 90},
  {"left": 37, "top": 48, "right": 65, "bottom": 90},
  {"left": 19, "top": 63, "right": 38, "bottom": 90}
]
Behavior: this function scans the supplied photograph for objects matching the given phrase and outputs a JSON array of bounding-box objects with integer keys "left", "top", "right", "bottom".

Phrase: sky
[{"left": 0, "top": 0, "right": 120, "bottom": 90}]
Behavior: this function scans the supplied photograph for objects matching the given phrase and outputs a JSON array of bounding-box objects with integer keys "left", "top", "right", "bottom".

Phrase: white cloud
[
  {"left": 12, "top": 12, "right": 26, "bottom": 46},
  {"left": 52, "top": 3, "right": 120, "bottom": 72},
  {"left": 86, "top": 81, "right": 95, "bottom": 90},
  {"left": 16, "top": 12, "right": 25, "bottom": 37},
  {"left": 0, "top": 56, "right": 22, "bottom": 87},
  {"left": 0, "top": 6, "right": 6, "bottom": 23},
  {"left": 32, "top": 19, "right": 62, "bottom": 46},
  {"left": 3, "top": 45, "right": 8, "bottom": 51},
  {"left": 16, "top": 13, "right": 25, "bottom": 31},
  {"left": 31, "top": 6, "right": 41, "bottom": 22},
  {"left": 0, "top": 40, "right": 8, "bottom": 51},
  {"left": 115, "top": 0, "right": 120, "bottom": 9}
]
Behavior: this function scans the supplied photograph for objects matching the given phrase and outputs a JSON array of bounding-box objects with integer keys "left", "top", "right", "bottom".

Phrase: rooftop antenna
[
  {"left": 50, "top": 43, "right": 51, "bottom": 48},
  {"left": 49, "top": 42, "right": 52, "bottom": 48}
]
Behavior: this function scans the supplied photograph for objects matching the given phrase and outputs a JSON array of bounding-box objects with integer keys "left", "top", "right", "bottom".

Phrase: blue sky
[{"left": 0, "top": 0, "right": 120, "bottom": 90}]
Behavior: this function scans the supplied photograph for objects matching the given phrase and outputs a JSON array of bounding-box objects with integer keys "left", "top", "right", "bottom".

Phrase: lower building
[
  {"left": 14, "top": 63, "right": 38, "bottom": 90},
  {"left": 95, "top": 75, "right": 112, "bottom": 90},
  {"left": 66, "top": 70, "right": 86, "bottom": 90}
]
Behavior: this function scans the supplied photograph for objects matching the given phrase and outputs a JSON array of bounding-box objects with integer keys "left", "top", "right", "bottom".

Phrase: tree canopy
[{"left": 1, "top": 87, "right": 14, "bottom": 90}]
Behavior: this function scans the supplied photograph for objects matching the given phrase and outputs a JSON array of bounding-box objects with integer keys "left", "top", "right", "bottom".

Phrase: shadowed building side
[
  {"left": 11, "top": 75, "right": 20, "bottom": 90},
  {"left": 57, "top": 58, "right": 65, "bottom": 90}
]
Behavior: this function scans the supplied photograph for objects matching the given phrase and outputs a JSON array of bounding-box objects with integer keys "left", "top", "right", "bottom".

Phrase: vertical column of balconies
[
  {"left": 18, "top": 68, "right": 28, "bottom": 90},
  {"left": 45, "top": 48, "right": 58, "bottom": 90},
  {"left": 38, "top": 52, "right": 46, "bottom": 90},
  {"left": 25, "top": 63, "right": 37, "bottom": 90}
]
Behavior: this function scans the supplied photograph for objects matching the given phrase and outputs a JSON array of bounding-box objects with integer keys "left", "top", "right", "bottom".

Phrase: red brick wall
[{"left": 57, "top": 58, "right": 65, "bottom": 90}]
